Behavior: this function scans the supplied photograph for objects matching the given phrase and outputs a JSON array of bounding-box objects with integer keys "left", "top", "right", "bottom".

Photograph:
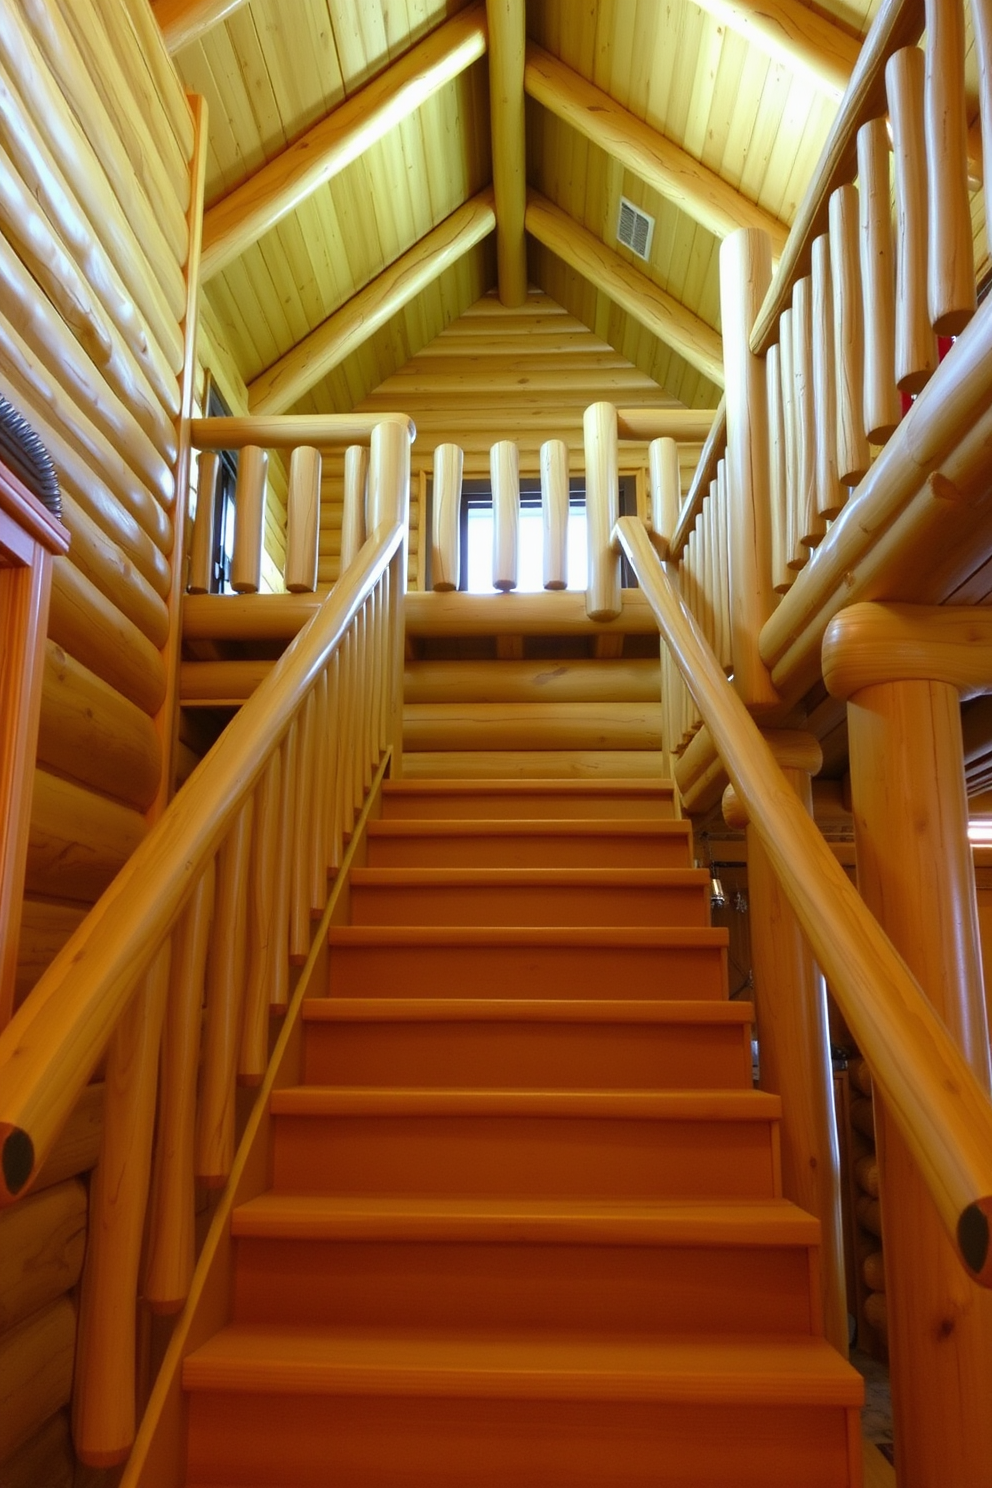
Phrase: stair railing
[
  {"left": 0, "top": 414, "right": 411, "bottom": 1466},
  {"left": 614, "top": 512, "right": 992, "bottom": 1289}
]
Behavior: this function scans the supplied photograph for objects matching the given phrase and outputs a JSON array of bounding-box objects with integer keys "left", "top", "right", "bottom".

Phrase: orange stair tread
[
  {"left": 327, "top": 924, "right": 727, "bottom": 947},
  {"left": 184, "top": 1327, "right": 863, "bottom": 1407},
  {"left": 381, "top": 780, "right": 677, "bottom": 797},
  {"left": 302, "top": 998, "right": 754, "bottom": 1025},
  {"left": 366, "top": 818, "right": 692, "bottom": 838},
  {"left": 350, "top": 866, "right": 709, "bottom": 886},
  {"left": 269, "top": 1087, "right": 782, "bottom": 1120},
  {"left": 231, "top": 1193, "right": 820, "bottom": 1246}
]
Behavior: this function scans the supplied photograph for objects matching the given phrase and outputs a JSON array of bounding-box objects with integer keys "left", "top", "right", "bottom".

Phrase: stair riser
[
  {"left": 365, "top": 833, "right": 692, "bottom": 870},
  {"left": 349, "top": 882, "right": 711, "bottom": 927},
  {"left": 381, "top": 792, "right": 677, "bottom": 821},
  {"left": 302, "top": 1021, "right": 753, "bottom": 1090},
  {"left": 186, "top": 1393, "right": 858, "bottom": 1488},
  {"left": 271, "top": 1114, "right": 781, "bottom": 1201},
  {"left": 326, "top": 942, "right": 728, "bottom": 1001},
  {"left": 233, "top": 1237, "right": 817, "bottom": 1335}
]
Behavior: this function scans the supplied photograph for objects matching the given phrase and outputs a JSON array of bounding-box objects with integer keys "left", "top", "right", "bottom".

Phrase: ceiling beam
[
  {"left": 525, "top": 191, "right": 724, "bottom": 388},
  {"left": 248, "top": 189, "right": 497, "bottom": 415},
  {"left": 487, "top": 0, "right": 529, "bottom": 305},
  {"left": 691, "top": 0, "right": 859, "bottom": 101},
  {"left": 201, "top": 3, "right": 488, "bottom": 282},
  {"left": 152, "top": 0, "right": 248, "bottom": 54},
  {"left": 525, "top": 44, "right": 789, "bottom": 260}
]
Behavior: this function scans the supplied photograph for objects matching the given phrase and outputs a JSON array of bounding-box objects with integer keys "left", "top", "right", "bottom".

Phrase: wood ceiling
[{"left": 160, "top": 0, "right": 902, "bottom": 422}]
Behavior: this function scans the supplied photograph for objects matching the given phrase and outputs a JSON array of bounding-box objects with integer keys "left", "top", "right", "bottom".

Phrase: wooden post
[
  {"left": 766, "top": 343, "right": 790, "bottom": 592},
  {"left": 857, "top": 119, "right": 901, "bottom": 444},
  {"left": 718, "top": 229, "right": 777, "bottom": 711},
  {"left": 791, "top": 275, "right": 824, "bottom": 552},
  {"left": 340, "top": 445, "right": 368, "bottom": 571},
  {"left": 187, "top": 450, "right": 220, "bottom": 593},
  {"left": 540, "top": 438, "right": 568, "bottom": 589},
  {"left": 887, "top": 46, "right": 938, "bottom": 393},
  {"left": 828, "top": 184, "right": 870, "bottom": 486},
  {"left": 824, "top": 603, "right": 992, "bottom": 1487},
  {"left": 584, "top": 400, "right": 620, "bottom": 622},
  {"left": 648, "top": 436, "right": 680, "bottom": 557},
  {"left": 486, "top": 0, "right": 528, "bottom": 305},
  {"left": 923, "top": 0, "right": 974, "bottom": 336},
  {"left": 284, "top": 445, "right": 321, "bottom": 593},
  {"left": 811, "top": 235, "right": 843, "bottom": 520},
  {"left": 230, "top": 444, "right": 267, "bottom": 593},
  {"left": 431, "top": 443, "right": 463, "bottom": 591},
  {"left": 491, "top": 439, "right": 519, "bottom": 592},
  {"left": 723, "top": 732, "right": 849, "bottom": 1356}
]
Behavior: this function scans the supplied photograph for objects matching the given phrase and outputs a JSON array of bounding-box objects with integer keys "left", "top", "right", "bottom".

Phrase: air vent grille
[{"left": 617, "top": 197, "right": 655, "bottom": 260}]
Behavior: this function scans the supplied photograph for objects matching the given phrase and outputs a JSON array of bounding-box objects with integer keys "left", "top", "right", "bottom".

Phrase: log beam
[
  {"left": 201, "top": 3, "right": 488, "bottom": 280},
  {"left": 248, "top": 189, "right": 496, "bottom": 414},
  {"left": 692, "top": 0, "right": 860, "bottom": 101},
  {"left": 525, "top": 44, "right": 789, "bottom": 259},
  {"left": 487, "top": 0, "right": 528, "bottom": 304},
  {"left": 152, "top": 0, "right": 248, "bottom": 54},
  {"left": 525, "top": 191, "right": 724, "bottom": 387}
]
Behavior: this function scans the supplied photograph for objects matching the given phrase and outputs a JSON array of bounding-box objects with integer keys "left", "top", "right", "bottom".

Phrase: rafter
[
  {"left": 525, "top": 44, "right": 789, "bottom": 260},
  {"left": 248, "top": 190, "right": 497, "bottom": 415},
  {"left": 487, "top": 0, "right": 528, "bottom": 305},
  {"left": 201, "top": 3, "right": 488, "bottom": 282},
  {"left": 152, "top": 0, "right": 249, "bottom": 54},
  {"left": 691, "top": 0, "right": 859, "bottom": 101},
  {"left": 525, "top": 192, "right": 724, "bottom": 388}
]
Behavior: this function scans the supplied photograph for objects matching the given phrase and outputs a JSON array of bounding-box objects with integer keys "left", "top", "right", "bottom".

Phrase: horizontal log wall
[
  {"left": 0, "top": 0, "right": 195, "bottom": 1475},
  {"left": 316, "top": 288, "right": 701, "bottom": 589}
]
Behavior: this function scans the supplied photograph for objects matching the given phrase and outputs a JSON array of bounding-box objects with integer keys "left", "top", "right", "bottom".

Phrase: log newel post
[
  {"left": 723, "top": 730, "right": 848, "bottom": 1355},
  {"left": 824, "top": 601, "right": 992, "bottom": 1487},
  {"left": 718, "top": 229, "right": 778, "bottom": 712}
]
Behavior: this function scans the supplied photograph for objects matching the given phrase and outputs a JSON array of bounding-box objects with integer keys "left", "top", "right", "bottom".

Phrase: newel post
[
  {"left": 719, "top": 229, "right": 778, "bottom": 713},
  {"left": 824, "top": 601, "right": 992, "bottom": 1488},
  {"left": 723, "top": 731, "right": 848, "bottom": 1356}
]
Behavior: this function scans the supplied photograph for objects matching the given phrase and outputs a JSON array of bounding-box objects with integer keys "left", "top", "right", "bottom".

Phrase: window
[{"left": 205, "top": 380, "right": 238, "bottom": 594}]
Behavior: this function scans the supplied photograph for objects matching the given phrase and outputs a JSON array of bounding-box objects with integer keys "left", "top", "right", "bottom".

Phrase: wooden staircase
[{"left": 181, "top": 779, "right": 864, "bottom": 1487}]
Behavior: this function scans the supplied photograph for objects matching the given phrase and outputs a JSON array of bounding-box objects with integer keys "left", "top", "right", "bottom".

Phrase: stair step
[
  {"left": 348, "top": 867, "right": 712, "bottom": 927},
  {"left": 230, "top": 1195, "right": 821, "bottom": 1335},
  {"left": 365, "top": 817, "right": 693, "bottom": 868},
  {"left": 326, "top": 925, "right": 729, "bottom": 1001},
  {"left": 380, "top": 778, "right": 678, "bottom": 819},
  {"left": 269, "top": 1088, "right": 782, "bottom": 1201},
  {"left": 184, "top": 1330, "right": 862, "bottom": 1488},
  {"left": 301, "top": 998, "right": 754, "bottom": 1090}
]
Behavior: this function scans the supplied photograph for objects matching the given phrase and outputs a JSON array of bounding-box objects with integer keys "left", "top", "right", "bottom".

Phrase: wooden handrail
[
  {"left": 191, "top": 413, "right": 415, "bottom": 450},
  {"left": 615, "top": 513, "right": 992, "bottom": 1286},
  {"left": 0, "top": 516, "right": 405, "bottom": 1203}
]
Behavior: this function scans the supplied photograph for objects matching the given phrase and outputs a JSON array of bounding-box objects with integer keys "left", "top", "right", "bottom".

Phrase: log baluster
[
  {"left": 923, "top": 0, "right": 973, "bottom": 337},
  {"left": 811, "top": 235, "right": 843, "bottom": 521},
  {"left": 887, "top": 46, "right": 938, "bottom": 392},
  {"left": 340, "top": 445, "right": 368, "bottom": 571},
  {"left": 431, "top": 443, "right": 462, "bottom": 591},
  {"left": 188, "top": 450, "right": 220, "bottom": 593},
  {"left": 540, "top": 438, "right": 569, "bottom": 589},
  {"left": 240, "top": 753, "right": 280, "bottom": 1084},
  {"left": 289, "top": 688, "right": 316, "bottom": 959},
  {"left": 857, "top": 118, "right": 901, "bottom": 444},
  {"left": 491, "top": 439, "right": 519, "bottom": 592},
  {"left": 792, "top": 276, "right": 824, "bottom": 551},
  {"left": 766, "top": 342, "right": 790, "bottom": 592},
  {"left": 270, "top": 719, "right": 296, "bottom": 1012},
  {"left": 778, "top": 308, "right": 803, "bottom": 575},
  {"left": 308, "top": 668, "right": 330, "bottom": 914},
  {"left": 284, "top": 445, "right": 321, "bottom": 593},
  {"left": 828, "top": 184, "right": 870, "bottom": 485},
  {"left": 648, "top": 436, "right": 680, "bottom": 557},
  {"left": 974, "top": 0, "right": 992, "bottom": 262},
  {"left": 715, "top": 458, "right": 731, "bottom": 672},
  {"left": 325, "top": 652, "right": 342, "bottom": 873},
  {"left": 230, "top": 445, "right": 267, "bottom": 594},
  {"left": 584, "top": 401, "right": 621, "bottom": 621}
]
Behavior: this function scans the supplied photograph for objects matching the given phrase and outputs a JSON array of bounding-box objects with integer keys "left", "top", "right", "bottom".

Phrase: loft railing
[
  {"left": 615, "top": 512, "right": 992, "bottom": 1288},
  {"left": 0, "top": 415, "right": 412, "bottom": 1467}
]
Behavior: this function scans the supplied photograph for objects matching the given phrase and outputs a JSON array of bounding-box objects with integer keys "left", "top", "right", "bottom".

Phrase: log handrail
[
  {"left": 0, "top": 497, "right": 405, "bottom": 1203},
  {"left": 615, "top": 512, "right": 992, "bottom": 1287}
]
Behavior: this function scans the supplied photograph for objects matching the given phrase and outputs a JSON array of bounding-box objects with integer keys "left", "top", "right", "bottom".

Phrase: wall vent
[{"left": 617, "top": 197, "right": 655, "bottom": 260}]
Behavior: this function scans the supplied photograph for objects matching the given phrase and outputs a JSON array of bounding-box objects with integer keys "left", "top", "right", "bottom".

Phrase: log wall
[
  {"left": 0, "top": 0, "right": 198, "bottom": 1473},
  {"left": 315, "top": 288, "right": 703, "bottom": 589}
]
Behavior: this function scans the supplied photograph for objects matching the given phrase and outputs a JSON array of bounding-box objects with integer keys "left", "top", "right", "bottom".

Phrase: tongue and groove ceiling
[{"left": 159, "top": 0, "right": 889, "bottom": 420}]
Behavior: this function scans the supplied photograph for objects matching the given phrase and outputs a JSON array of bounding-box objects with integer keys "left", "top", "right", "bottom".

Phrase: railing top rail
[
  {"left": 615, "top": 513, "right": 992, "bottom": 1288},
  {"left": 0, "top": 518, "right": 405, "bottom": 1204},
  {"left": 191, "top": 413, "right": 416, "bottom": 451},
  {"left": 749, "top": 0, "right": 924, "bottom": 356}
]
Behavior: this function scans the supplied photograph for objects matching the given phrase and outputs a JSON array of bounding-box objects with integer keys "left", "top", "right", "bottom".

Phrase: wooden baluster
[
  {"left": 389, "top": 543, "right": 407, "bottom": 774},
  {"left": 284, "top": 445, "right": 321, "bottom": 593},
  {"left": 325, "top": 652, "right": 342, "bottom": 873},
  {"left": 648, "top": 436, "right": 680, "bottom": 556},
  {"left": 309, "top": 669, "right": 330, "bottom": 914},
  {"left": 377, "top": 569, "right": 390, "bottom": 755},
  {"left": 766, "top": 343, "right": 790, "bottom": 592},
  {"left": 270, "top": 720, "right": 296, "bottom": 1012},
  {"left": 887, "top": 46, "right": 938, "bottom": 392},
  {"left": 359, "top": 605, "right": 373, "bottom": 796},
  {"left": 72, "top": 944, "right": 171, "bottom": 1465},
  {"left": 974, "top": 0, "right": 992, "bottom": 262},
  {"left": 289, "top": 689, "right": 316, "bottom": 960},
  {"left": 719, "top": 229, "right": 776, "bottom": 710},
  {"left": 792, "top": 276, "right": 825, "bottom": 552},
  {"left": 145, "top": 866, "right": 215, "bottom": 1313},
  {"left": 240, "top": 754, "right": 280, "bottom": 1085},
  {"left": 828, "top": 185, "right": 871, "bottom": 485},
  {"left": 723, "top": 737, "right": 849, "bottom": 1358},
  {"left": 431, "top": 442, "right": 462, "bottom": 591},
  {"left": 230, "top": 445, "right": 268, "bottom": 594},
  {"left": 716, "top": 458, "right": 732, "bottom": 672},
  {"left": 188, "top": 450, "right": 219, "bottom": 594},
  {"left": 339, "top": 631, "right": 356, "bottom": 837},
  {"left": 923, "top": 0, "right": 974, "bottom": 335},
  {"left": 779, "top": 309, "right": 804, "bottom": 575},
  {"left": 491, "top": 439, "right": 519, "bottom": 592},
  {"left": 812, "top": 235, "right": 843, "bottom": 521},
  {"left": 702, "top": 489, "right": 718, "bottom": 654},
  {"left": 540, "top": 438, "right": 569, "bottom": 589},
  {"left": 584, "top": 400, "right": 621, "bottom": 620},
  {"left": 857, "top": 118, "right": 901, "bottom": 444},
  {"left": 340, "top": 445, "right": 369, "bottom": 571},
  {"left": 196, "top": 800, "right": 252, "bottom": 1185}
]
